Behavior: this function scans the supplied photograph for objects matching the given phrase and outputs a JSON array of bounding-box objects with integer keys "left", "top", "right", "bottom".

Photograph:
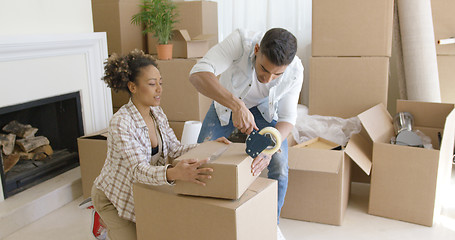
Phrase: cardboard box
[
  {"left": 170, "top": 29, "right": 210, "bottom": 58},
  {"left": 157, "top": 58, "right": 212, "bottom": 122},
  {"left": 432, "top": 0, "right": 455, "bottom": 55},
  {"left": 345, "top": 100, "right": 455, "bottom": 226},
  {"left": 173, "top": 141, "right": 258, "bottom": 199},
  {"left": 133, "top": 177, "right": 277, "bottom": 240},
  {"left": 308, "top": 57, "right": 389, "bottom": 119},
  {"left": 77, "top": 129, "right": 108, "bottom": 198},
  {"left": 312, "top": 0, "right": 393, "bottom": 57},
  {"left": 168, "top": 121, "right": 185, "bottom": 141},
  {"left": 148, "top": 1, "right": 218, "bottom": 54},
  {"left": 281, "top": 137, "right": 362, "bottom": 225},
  {"left": 437, "top": 56, "right": 455, "bottom": 104},
  {"left": 111, "top": 89, "right": 130, "bottom": 108},
  {"left": 92, "top": 0, "right": 146, "bottom": 55}
]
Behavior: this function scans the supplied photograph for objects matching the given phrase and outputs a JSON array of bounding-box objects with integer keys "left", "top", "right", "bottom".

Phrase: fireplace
[
  {"left": 0, "top": 32, "right": 112, "bottom": 202},
  {"left": 0, "top": 92, "right": 84, "bottom": 198}
]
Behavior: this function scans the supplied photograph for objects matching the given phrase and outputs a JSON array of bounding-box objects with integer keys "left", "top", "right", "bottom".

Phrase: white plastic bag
[{"left": 291, "top": 105, "right": 362, "bottom": 146}]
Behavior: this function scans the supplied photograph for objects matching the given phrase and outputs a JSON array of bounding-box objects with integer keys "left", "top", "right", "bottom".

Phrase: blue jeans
[{"left": 198, "top": 103, "right": 289, "bottom": 222}]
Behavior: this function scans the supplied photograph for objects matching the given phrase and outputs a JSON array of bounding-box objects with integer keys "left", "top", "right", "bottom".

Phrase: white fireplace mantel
[{"left": 0, "top": 32, "right": 113, "bottom": 201}]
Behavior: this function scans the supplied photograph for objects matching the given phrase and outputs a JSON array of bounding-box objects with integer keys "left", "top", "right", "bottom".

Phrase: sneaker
[
  {"left": 277, "top": 226, "right": 286, "bottom": 240},
  {"left": 91, "top": 209, "right": 108, "bottom": 240},
  {"left": 79, "top": 197, "right": 93, "bottom": 210}
]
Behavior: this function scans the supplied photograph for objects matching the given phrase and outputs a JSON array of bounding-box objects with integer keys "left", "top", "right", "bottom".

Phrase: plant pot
[{"left": 156, "top": 44, "right": 173, "bottom": 60}]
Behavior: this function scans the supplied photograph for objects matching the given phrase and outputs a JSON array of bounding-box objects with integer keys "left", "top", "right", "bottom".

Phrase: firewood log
[
  {"left": 0, "top": 133, "right": 16, "bottom": 155},
  {"left": 31, "top": 144, "right": 53, "bottom": 160},
  {"left": 2, "top": 120, "right": 38, "bottom": 138},
  {"left": 2, "top": 153, "right": 20, "bottom": 173},
  {"left": 16, "top": 136, "right": 50, "bottom": 153}
]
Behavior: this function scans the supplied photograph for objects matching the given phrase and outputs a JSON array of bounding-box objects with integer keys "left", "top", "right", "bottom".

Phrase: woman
[{"left": 91, "top": 50, "right": 229, "bottom": 240}]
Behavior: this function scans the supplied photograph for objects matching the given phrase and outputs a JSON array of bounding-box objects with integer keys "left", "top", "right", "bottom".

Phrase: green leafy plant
[{"left": 131, "top": 0, "right": 178, "bottom": 45}]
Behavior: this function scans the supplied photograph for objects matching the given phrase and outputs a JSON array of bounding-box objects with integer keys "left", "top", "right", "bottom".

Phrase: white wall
[{"left": 0, "top": 0, "right": 93, "bottom": 35}]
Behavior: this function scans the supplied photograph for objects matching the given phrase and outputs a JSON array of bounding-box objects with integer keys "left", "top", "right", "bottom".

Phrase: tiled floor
[{"left": 5, "top": 173, "right": 455, "bottom": 240}]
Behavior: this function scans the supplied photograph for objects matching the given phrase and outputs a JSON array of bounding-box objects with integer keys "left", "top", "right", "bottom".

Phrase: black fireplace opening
[{"left": 0, "top": 92, "right": 84, "bottom": 199}]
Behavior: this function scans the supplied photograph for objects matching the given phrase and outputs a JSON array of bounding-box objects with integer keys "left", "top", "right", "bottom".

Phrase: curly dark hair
[
  {"left": 102, "top": 49, "right": 158, "bottom": 93},
  {"left": 260, "top": 28, "right": 297, "bottom": 66}
]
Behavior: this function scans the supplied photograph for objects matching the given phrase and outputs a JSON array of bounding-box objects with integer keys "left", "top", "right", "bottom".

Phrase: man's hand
[
  {"left": 251, "top": 153, "right": 272, "bottom": 176},
  {"left": 232, "top": 103, "right": 258, "bottom": 134},
  {"left": 214, "top": 137, "right": 231, "bottom": 144},
  {"left": 167, "top": 158, "right": 213, "bottom": 186}
]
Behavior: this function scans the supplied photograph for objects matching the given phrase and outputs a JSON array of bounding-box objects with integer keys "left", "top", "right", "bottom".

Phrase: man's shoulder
[{"left": 235, "top": 29, "right": 264, "bottom": 44}]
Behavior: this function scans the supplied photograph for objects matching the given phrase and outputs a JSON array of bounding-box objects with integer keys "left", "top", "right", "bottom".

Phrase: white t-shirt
[{"left": 243, "top": 70, "right": 272, "bottom": 109}]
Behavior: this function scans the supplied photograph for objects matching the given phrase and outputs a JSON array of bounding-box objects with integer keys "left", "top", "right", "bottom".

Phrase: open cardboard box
[
  {"left": 77, "top": 129, "right": 108, "bottom": 198},
  {"left": 173, "top": 141, "right": 258, "bottom": 200},
  {"left": 170, "top": 29, "right": 212, "bottom": 58},
  {"left": 282, "top": 143, "right": 351, "bottom": 226},
  {"left": 134, "top": 177, "right": 277, "bottom": 240},
  {"left": 346, "top": 100, "right": 455, "bottom": 226},
  {"left": 294, "top": 137, "right": 341, "bottom": 150}
]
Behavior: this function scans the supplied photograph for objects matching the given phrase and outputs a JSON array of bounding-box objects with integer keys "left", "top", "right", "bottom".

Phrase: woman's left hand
[{"left": 214, "top": 137, "right": 231, "bottom": 144}]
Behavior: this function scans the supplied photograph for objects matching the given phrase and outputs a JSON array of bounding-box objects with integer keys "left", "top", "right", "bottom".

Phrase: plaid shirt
[{"left": 94, "top": 100, "right": 197, "bottom": 222}]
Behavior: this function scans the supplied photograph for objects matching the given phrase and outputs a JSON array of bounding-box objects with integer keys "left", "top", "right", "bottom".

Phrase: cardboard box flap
[
  {"left": 439, "top": 109, "right": 455, "bottom": 158},
  {"left": 288, "top": 148, "right": 342, "bottom": 174},
  {"left": 175, "top": 142, "right": 250, "bottom": 165},
  {"left": 192, "top": 33, "right": 217, "bottom": 41},
  {"left": 357, "top": 103, "right": 394, "bottom": 143},
  {"left": 173, "top": 29, "right": 192, "bottom": 42},
  {"left": 80, "top": 128, "right": 108, "bottom": 139},
  {"left": 396, "top": 100, "right": 455, "bottom": 129},
  {"left": 345, "top": 134, "right": 372, "bottom": 175}
]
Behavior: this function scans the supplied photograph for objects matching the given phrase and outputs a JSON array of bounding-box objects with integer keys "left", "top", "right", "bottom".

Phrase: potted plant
[{"left": 131, "top": 0, "right": 178, "bottom": 60}]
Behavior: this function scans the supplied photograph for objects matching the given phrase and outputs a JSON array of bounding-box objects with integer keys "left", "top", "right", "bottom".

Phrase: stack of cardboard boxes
[
  {"left": 432, "top": 0, "right": 455, "bottom": 104},
  {"left": 281, "top": 0, "right": 455, "bottom": 227},
  {"left": 134, "top": 141, "right": 278, "bottom": 240},
  {"left": 111, "top": 1, "right": 217, "bottom": 140},
  {"left": 280, "top": 0, "right": 394, "bottom": 226},
  {"left": 78, "top": 131, "right": 279, "bottom": 239}
]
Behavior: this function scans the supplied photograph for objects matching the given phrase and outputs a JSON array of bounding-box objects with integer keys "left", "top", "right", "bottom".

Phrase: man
[{"left": 189, "top": 28, "right": 303, "bottom": 233}]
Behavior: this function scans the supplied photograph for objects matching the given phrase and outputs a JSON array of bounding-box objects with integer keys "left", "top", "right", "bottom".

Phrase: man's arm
[
  {"left": 189, "top": 29, "right": 259, "bottom": 133},
  {"left": 189, "top": 72, "right": 243, "bottom": 113},
  {"left": 274, "top": 121, "right": 294, "bottom": 142},
  {"left": 189, "top": 72, "right": 258, "bottom": 133}
]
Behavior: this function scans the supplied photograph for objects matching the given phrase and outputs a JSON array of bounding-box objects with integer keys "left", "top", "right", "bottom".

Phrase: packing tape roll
[
  {"left": 181, "top": 121, "right": 202, "bottom": 145},
  {"left": 259, "top": 127, "right": 282, "bottom": 155}
]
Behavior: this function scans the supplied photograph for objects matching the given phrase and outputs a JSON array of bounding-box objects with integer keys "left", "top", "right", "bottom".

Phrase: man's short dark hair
[{"left": 260, "top": 28, "right": 297, "bottom": 66}]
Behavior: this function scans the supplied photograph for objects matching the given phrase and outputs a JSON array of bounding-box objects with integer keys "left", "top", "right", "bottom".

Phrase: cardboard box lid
[
  {"left": 288, "top": 148, "right": 343, "bottom": 174},
  {"left": 175, "top": 141, "right": 251, "bottom": 165}
]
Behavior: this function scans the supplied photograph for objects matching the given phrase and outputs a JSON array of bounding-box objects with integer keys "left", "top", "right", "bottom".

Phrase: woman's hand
[
  {"left": 214, "top": 137, "right": 231, "bottom": 144},
  {"left": 167, "top": 158, "right": 212, "bottom": 186}
]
